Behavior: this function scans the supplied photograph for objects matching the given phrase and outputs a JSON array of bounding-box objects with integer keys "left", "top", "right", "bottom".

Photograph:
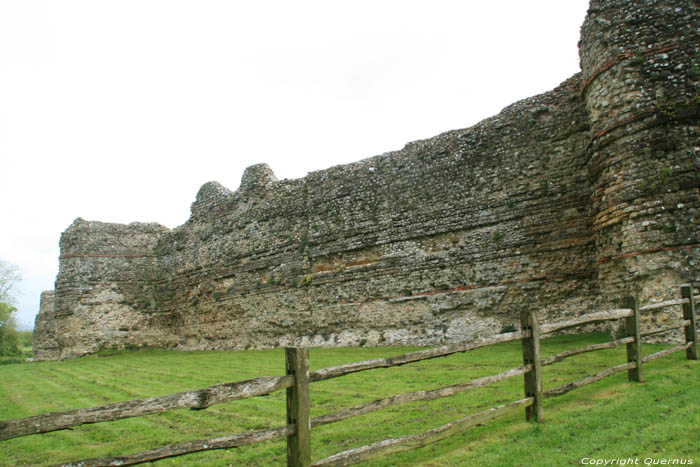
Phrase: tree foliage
[
  {"left": 0, "top": 259, "right": 21, "bottom": 305},
  {"left": 0, "top": 302, "right": 21, "bottom": 356},
  {"left": 0, "top": 260, "right": 22, "bottom": 356}
]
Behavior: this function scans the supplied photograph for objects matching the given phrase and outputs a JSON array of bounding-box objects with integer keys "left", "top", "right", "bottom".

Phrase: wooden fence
[{"left": 1, "top": 285, "right": 698, "bottom": 466}]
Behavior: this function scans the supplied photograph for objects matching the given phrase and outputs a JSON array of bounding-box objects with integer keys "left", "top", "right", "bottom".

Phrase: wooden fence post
[
  {"left": 520, "top": 309, "right": 543, "bottom": 422},
  {"left": 285, "top": 347, "right": 311, "bottom": 467},
  {"left": 624, "top": 296, "right": 643, "bottom": 382},
  {"left": 681, "top": 284, "right": 698, "bottom": 361}
]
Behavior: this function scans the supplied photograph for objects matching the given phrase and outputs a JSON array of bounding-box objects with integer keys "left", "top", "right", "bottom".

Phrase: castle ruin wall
[{"left": 34, "top": 0, "right": 700, "bottom": 359}]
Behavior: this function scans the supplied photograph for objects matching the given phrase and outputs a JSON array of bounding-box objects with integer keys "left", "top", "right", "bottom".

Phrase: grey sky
[{"left": 0, "top": 1, "right": 590, "bottom": 329}]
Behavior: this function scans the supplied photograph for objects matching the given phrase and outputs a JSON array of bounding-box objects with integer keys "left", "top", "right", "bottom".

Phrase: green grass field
[{"left": 1, "top": 333, "right": 699, "bottom": 466}]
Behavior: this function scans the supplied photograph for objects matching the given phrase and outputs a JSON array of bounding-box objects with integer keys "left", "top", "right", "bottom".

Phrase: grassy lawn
[{"left": 1, "top": 333, "right": 698, "bottom": 466}]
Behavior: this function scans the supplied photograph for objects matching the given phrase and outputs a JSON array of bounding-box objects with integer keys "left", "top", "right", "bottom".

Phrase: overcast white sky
[{"left": 1, "top": 1, "right": 590, "bottom": 329}]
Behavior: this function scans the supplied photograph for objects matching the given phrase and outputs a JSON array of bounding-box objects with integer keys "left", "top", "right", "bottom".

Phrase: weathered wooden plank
[
  {"left": 639, "top": 320, "right": 691, "bottom": 338},
  {"left": 541, "top": 337, "right": 635, "bottom": 366},
  {"left": 311, "top": 398, "right": 534, "bottom": 466},
  {"left": 681, "top": 285, "right": 698, "bottom": 360},
  {"left": 311, "top": 365, "right": 531, "bottom": 428},
  {"left": 520, "top": 309, "right": 543, "bottom": 422},
  {"left": 543, "top": 362, "right": 635, "bottom": 399},
  {"left": 56, "top": 425, "right": 294, "bottom": 466},
  {"left": 642, "top": 342, "right": 692, "bottom": 364},
  {"left": 309, "top": 331, "right": 527, "bottom": 383},
  {"left": 0, "top": 375, "right": 294, "bottom": 441},
  {"left": 286, "top": 348, "right": 311, "bottom": 467},
  {"left": 58, "top": 366, "right": 531, "bottom": 466},
  {"left": 624, "top": 296, "right": 643, "bottom": 383},
  {"left": 639, "top": 298, "right": 687, "bottom": 312},
  {"left": 539, "top": 309, "right": 633, "bottom": 335}
]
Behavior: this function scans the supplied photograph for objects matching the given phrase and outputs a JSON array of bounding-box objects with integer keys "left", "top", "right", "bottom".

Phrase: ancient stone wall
[
  {"left": 32, "top": 291, "right": 57, "bottom": 360},
  {"left": 143, "top": 75, "right": 598, "bottom": 354},
  {"left": 34, "top": 219, "right": 170, "bottom": 359},
  {"left": 581, "top": 0, "right": 700, "bottom": 330},
  {"left": 34, "top": 0, "right": 700, "bottom": 359}
]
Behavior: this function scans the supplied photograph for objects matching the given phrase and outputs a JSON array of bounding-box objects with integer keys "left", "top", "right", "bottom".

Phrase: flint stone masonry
[
  {"left": 34, "top": 0, "right": 700, "bottom": 360},
  {"left": 33, "top": 291, "right": 57, "bottom": 360}
]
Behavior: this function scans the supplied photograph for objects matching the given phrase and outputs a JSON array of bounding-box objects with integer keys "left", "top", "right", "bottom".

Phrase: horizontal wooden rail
[
  {"left": 639, "top": 320, "right": 691, "bottom": 338},
  {"left": 539, "top": 309, "right": 632, "bottom": 335},
  {"left": 58, "top": 425, "right": 294, "bottom": 466},
  {"left": 0, "top": 375, "right": 294, "bottom": 441},
  {"left": 312, "top": 365, "right": 531, "bottom": 428},
  {"left": 540, "top": 337, "right": 635, "bottom": 367},
  {"left": 63, "top": 365, "right": 531, "bottom": 466},
  {"left": 309, "top": 331, "right": 527, "bottom": 383},
  {"left": 0, "top": 331, "right": 529, "bottom": 442},
  {"left": 639, "top": 298, "right": 687, "bottom": 312},
  {"left": 312, "top": 398, "right": 534, "bottom": 466},
  {"left": 543, "top": 362, "right": 635, "bottom": 399},
  {"left": 642, "top": 342, "right": 693, "bottom": 364}
]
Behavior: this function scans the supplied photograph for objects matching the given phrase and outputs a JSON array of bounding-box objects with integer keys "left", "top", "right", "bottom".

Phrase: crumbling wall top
[
  {"left": 59, "top": 218, "right": 169, "bottom": 257},
  {"left": 239, "top": 163, "right": 278, "bottom": 194},
  {"left": 189, "top": 181, "right": 234, "bottom": 220}
]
